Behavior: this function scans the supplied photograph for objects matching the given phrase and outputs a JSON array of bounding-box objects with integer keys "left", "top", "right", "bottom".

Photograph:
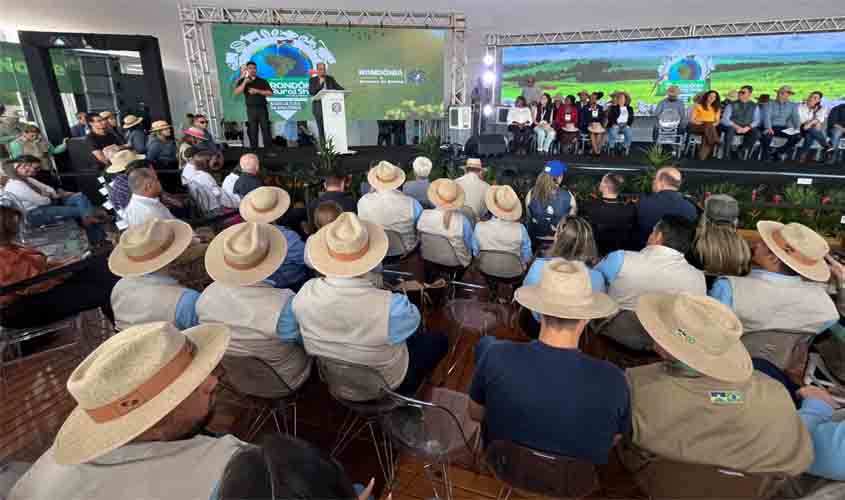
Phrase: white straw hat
[
  {"left": 108, "top": 219, "right": 194, "bottom": 277},
  {"left": 239, "top": 186, "right": 291, "bottom": 224},
  {"left": 367, "top": 161, "right": 406, "bottom": 192},
  {"left": 122, "top": 114, "right": 143, "bottom": 129},
  {"left": 105, "top": 149, "right": 145, "bottom": 174},
  {"left": 463, "top": 158, "right": 484, "bottom": 171},
  {"left": 757, "top": 220, "right": 830, "bottom": 282},
  {"left": 205, "top": 222, "right": 288, "bottom": 286},
  {"left": 427, "top": 178, "right": 466, "bottom": 210},
  {"left": 306, "top": 212, "right": 388, "bottom": 278},
  {"left": 485, "top": 185, "right": 523, "bottom": 222},
  {"left": 515, "top": 259, "right": 618, "bottom": 319}
]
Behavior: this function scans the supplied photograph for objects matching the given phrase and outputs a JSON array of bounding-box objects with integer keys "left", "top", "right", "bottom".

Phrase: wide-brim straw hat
[
  {"left": 485, "top": 185, "right": 522, "bottom": 222},
  {"left": 515, "top": 259, "right": 619, "bottom": 320},
  {"left": 367, "top": 161, "right": 406, "bottom": 192},
  {"left": 306, "top": 212, "right": 388, "bottom": 278},
  {"left": 105, "top": 149, "right": 145, "bottom": 174},
  {"left": 757, "top": 220, "right": 830, "bottom": 282},
  {"left": 99, "top": 111, "right": 114, "bottom": 119},
  {"left": 463, "top": 158, "right": 484, "bottom": 171},
  {"left": 205, "top": 222, "right": 288, "bottom": 286},
  {"left": 428, "top": 178, "right": 466, "bottom": 210},
  {"left": 636, "top": 292, "right": 752, "bottom": 383},
  {"left": 239, "top": 186, "right": 291, "bottom": 224},
  {"left": 122, "top": 114, "right": 143, "bottom": 129},
  {"left": 108, "top": 219, "right": 194, "bottom": 277},
  {"left": 562, "top": 124, "right": 579, "bottom": 132},
  {"left": 53, "top": 321, "right": 230, "bottom": 465},
  {"left": 150, "top": 120, "right": 171, "bottom": 133},
  {"left": 588, "top": 122, "right": 606, "bottom": 134}
]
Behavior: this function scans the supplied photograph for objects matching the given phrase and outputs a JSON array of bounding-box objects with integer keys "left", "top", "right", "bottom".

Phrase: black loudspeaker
[{"left": 464, "top": 134, "right": 507, "bottom": 157}]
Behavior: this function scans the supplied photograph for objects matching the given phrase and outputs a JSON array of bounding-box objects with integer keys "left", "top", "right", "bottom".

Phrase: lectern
[{"left": 311, "top": 89, "right": 354, "bottom": 154}]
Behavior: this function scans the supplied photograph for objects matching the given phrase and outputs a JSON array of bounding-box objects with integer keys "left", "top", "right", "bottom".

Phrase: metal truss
[{"left": 486, "top": 16, "right": 845, "bottom": 47}]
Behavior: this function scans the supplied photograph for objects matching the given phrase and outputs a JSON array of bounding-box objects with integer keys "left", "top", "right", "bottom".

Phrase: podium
[{"left": 311, "top": 89, "right": 354, "bottom": 154}]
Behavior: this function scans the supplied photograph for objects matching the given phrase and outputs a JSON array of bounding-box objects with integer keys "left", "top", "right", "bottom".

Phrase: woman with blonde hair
[
  {"left": 525, "top": 160, "right": 577, "bottom": 240},
  {"left": 692, "top": 194, "right": 751, "bottom": 277},
  {"left": 416, "top": 178, "right": 474, "bottom": 281}
]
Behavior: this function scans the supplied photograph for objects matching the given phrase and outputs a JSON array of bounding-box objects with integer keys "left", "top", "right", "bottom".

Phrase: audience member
[
  {"left": 403, "top": 156, "right": 433, "bottom": 206},
  {"left": 145, "top": 121, "right": 177, "bottom": 168},
  {"left": 233, "top": 153, "right": 264, "bottom": 198},
  {"left": 105, "top": 150, "right": 145, "bottom": 212},
  {"left": 192, "top": 114, "right": 222, "bottom": 153},
  {"left": 187, "top": 150, "right": 239, "bottom": 212},
  {"left": 624, "top": 292, "right": 812, "bottom": 476},
  {"left": 69, "top": 111, "right": 88, "bottom": 138},
  {"left": 796, "top": 385, "right": 845, "bottom": 480},
  {"left": 689, "top": 90, "right": 722, "bottom": 160},
  {"left": 471, "top": 185, "right": 531, "bottom": 265},
  {"left": 580, "top": 173, "right": 637, "bottom": 255},
  {"left": 7, "top": 322, "right": 241, "bottom": 500},
  {"left": 720, "top": 85, "right": 761, "bottom": 159},
  {"left": 584, "top": 92, "right": 607, "bottom": 157},
  {"left": 417, "top": 179, "right": 474, "bottom": 278},
  {"left": 358, "top": 161, "right": 422, "bottom": 255},
  {"left": 576, "top": 90, "right": 590, "bottom": 128},
  {"left": 313, "top": 200, "right": 344, "bottom": 230},
  {"left": 798, "top": 91, "right": 835, "bottom": 162},
  {"left": 122, "top": 114, "right": 147, "bottom": 154},
  {"left": 8, "top": 124, "right": 66, "bottom": 169},
  {"left": 222, "top": 167, "right": 241, "bottom": 203},
  {"left": 828, "top": 101, "right": 845, "bottom": 160},
  {"left": 306, "top": 173, "right": 356, "bottom": 220},
  {"left": 635, "top": 166, "right": 697, "bottom": 247},
  {"left": 607, "top": 92, "right": 634, "bottom": 154},
  {"left": 179, "top": 129, "right": 204, "bottom": 168},
  {"left": 100, "top": 111, "right": 125, "bottom": 143},
  {"left": 534, "top": 93, "right": 556, "bottom": 154},
  {"left": 454, "top": 158, "right": 490, "bottom": 220},
  {"left": 86, "top": 113, "right": 124, "bottom": 168},
  {"left": 125, "top": 167, "right": 176, "bottom": 226},
  {"left": 200, "top": 221, "right": 312, "bottom": 388},
  {"left": 596, "top": 215, "right": 704, "bottom": 350},
  {"left": 520, "top": 77, "right": 542, "bottom": 106},
  {"left": 553, "top": 94, "right": 580, "bottom": 152},
  {"left": 525, "top": 161, "right": 576, "bottom": 240},
  {"left": 471, "top": 259, "right": 627, "bottom": 463},
  {"left": 653, "top": 85, "right": 687, "bottom": 130},
  {"left": 761, "top": 85, "right": 802, "bottom": 161},
  {"left": 690, "top": 194, "right": 751, "bottom": 276},
  {"left": 506, "top": 96, "right": 533, "bottom": 156}
]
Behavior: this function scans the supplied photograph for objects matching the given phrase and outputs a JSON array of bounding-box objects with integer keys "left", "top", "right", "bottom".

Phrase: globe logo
[
  {"left": 248, "top": 42, "right": 314, "bottom": 80},
  {"left": 668, "top": 57, "right": 704, "bottom": 81}
]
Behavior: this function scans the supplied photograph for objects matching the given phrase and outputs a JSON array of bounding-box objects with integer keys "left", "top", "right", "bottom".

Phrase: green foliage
[
  {"left": 417, "top": 135, "right": 441, "bottom": 166},
  {"left": 569, "top": 177, "right": 598, "bottom": 200},
  {"left": 642, "top": 144, "right": 673, "bottom": 169},
  {"left": 313, "top": 137, "right": 338, "bottom": 175},
  {"left": 784, "top": 186, "right": 819, "bottom": 206}
]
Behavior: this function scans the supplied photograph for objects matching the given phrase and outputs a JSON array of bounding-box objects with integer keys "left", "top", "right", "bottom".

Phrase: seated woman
[
  {"left": 607, "top": 92, "right": 635, "bottom": 154},
  {"left": 122, "top": 114, "right": 147, "bottom": 154},
  {"left": 145, "top": 120, "right": 177, "bottom": 168},
  {"left": 533, "top": 93, "right": 556, "bottom": 154},
  {"left": 416, "top": 178, "right": 474, "bottom": 282},
  {"left": 690, "top": 194, "right": 751, "bottom": 279},
  {"left": 553, "top": 94, "right": 580, "bottom": 153},
  {"left": 797, "top": 91, "right": 835, "bottom": 163},
  {"left": 689, "top": 90, "right": 722, "bottom": 160},
  {"left": 471, "top": 185, "right": 532, "bottom": 267},
  {"left": 507, "top": 96, "right": 534, "bottom": 156},
  {"left": 185, "top": 150, "right": 239, "bottom": 214},
  {"left": 525, "top": 160, "right": 576, "bottom": 243},
  {"left": 8, "top": 124, "right": 66, "bottom": 171},
  {"left": 2, "top": 156, "right": 106, "bottom": 244},
  {"left": 0, "top": 206, "right": 118, "bottom": 329},
  {"left": 583, "top": 91, "right": 607, "bottom": 157}
]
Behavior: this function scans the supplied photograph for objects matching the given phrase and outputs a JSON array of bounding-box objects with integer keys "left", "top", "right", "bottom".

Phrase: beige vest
[
  {"left": 292, "top": 277, "right": 408, "bottom": 391},
  {"left": 474, "top": 218, "right": 524, "bottom": 258},
  {"left": 455, "top": 173, "right": 490, "bottom": 219},
  {"left": 9, "top": 436, "right": 245, "bottom": 500},
  {"left": 609, "top": 246, "right": 706, "bottom": 310},
  {"left": 627, "top": 363, "right": 813, "bottom": 476},
  {"left": 111, "top": 274, "right": 190, "bottom": 331},
  {"left": 357, "top": 190, "right": 419, "bottom": 252},
  {"left": 196, "top": 282, "right": 312, "bottom": 390},
  {"left": 416, "top": 208, "right": 472, "bottom": 267},
  {"left": 13, "top": 137, "right": 50, "bottom": 169}
]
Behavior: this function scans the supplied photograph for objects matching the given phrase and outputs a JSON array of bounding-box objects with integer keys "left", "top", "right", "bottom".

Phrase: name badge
[
  {"left": 592, "top": 110, "right": 599, "bottom": 118},
  {"left": 565, "top": 113, "right": 571, "bottom": 121},
  {"left": 709, "top": 391, "right": 744, "bottom": 405}
]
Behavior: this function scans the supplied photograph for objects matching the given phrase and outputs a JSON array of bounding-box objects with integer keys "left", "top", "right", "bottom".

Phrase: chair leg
[
  {"left": 368, "top": 422, "right": 396, "bottom": 487},
  {"left": 331, "top": 411, "right": 364, "bottom": 457}
]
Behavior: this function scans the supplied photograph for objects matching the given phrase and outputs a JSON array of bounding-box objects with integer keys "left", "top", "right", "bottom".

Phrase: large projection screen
[
  {"left": 500, "top": 31, "right": 845, "bottom": 109},
  {"left": 212, "top": 24, "right": 445, "bottom": 122}
]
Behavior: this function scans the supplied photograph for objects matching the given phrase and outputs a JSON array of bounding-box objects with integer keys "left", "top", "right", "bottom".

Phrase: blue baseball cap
[{"left": 544, "top": 160, "right": 568, "bottom": 177}]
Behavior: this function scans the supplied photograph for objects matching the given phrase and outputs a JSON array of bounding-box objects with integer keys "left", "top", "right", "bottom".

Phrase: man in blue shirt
[
  {"left": 635, "top": 167, "right": 697, "bottom": 248},
  {"left": 760, "top": 85, "right": 802, "bottom": 161},
  {"left": 797, "top": 385, "right": 845, "bottom": 480},
  {"left": 470, "top": 259, "right": 629, "bottom": 464}
]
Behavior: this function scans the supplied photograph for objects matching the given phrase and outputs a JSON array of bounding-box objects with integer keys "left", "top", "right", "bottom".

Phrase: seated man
[
  {"left": 796, "top": 385, "right": 845, "bottom": 480},
  {"left": 222, "top": 168, "right": 240, "bottom": 203},
  {"left": 634, "top": 167, "right": 697, "bottom": 248},
  {"left": 595, "top": 215, "right": 705, "bottom": 350},
  {"left": 8, "top": 321, "right": 242, "bottom": 500},
  {"left": 471, "top": 185, "right": 532, "bottom": 266},
  {"left": 454, "top": 158, "right": 490, "bottom": 220},
  {"left": 760, "top": 85, "right": 802, "bottom": 161},
  {"left": 470, "top": 259, "right": 628, "bottom": 463},
  {"left": 720, "top": 85, "right": 761, "bottom": 159},
  {"left": 239, "top": 187, "right": 308, "bottom": 291},
  {"left": 284, "top": 213, "right": 448, "bottom": 397},
  {"left": 828, "top": 101, "right": 845, "bottom": 162},
  {"left": 199, "top": 221, "right": 312, "bottom": 390},
  {"left": 108, "top": 218, "right": 200, "bottom": 331},
  {"left": 105, "top": 150, "right": 145, "bottom": 212},
  {"left": 233, "top": 153, "right": 264, "bottom": 199},
  {"left": 357, "top": 161, "right": 422, "bottom": 256},
  {"left": 306, "top": 173, "right": 356, "bottom": 221},
  {"left": 124, "top": 167, "right": 176, "bottom": 227},
  {"left": 580, "top": 173, "right": 638, "bottom": 255},
  {"left": 625, "top": 292, "right": 813, "bottom": 476}
]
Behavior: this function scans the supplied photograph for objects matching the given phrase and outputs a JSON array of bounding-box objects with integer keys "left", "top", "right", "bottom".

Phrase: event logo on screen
[
  {"left": 224, "top": 29, "right": 337, "bottom": 119},
  {"left": 657, "top": 54, "right": 715, "bottom": 98}
]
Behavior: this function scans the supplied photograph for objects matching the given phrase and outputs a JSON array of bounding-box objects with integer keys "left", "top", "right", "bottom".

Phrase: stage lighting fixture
[
  {"left": 483, "top": 104, "right": 493, "bottom": 116},
  {"left": 483, "top": 53, "right": 495, "bottom": 66},
  {"left": 482, "top": 70, "right": 496, "bottom": 86}
]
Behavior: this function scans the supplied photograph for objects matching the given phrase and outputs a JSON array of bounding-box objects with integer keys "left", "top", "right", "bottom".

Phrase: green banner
[
  {"left": 0, "top": 42, "right": 83, "bottom": 96},
  {"left": 211, "top": 24, "right": 445, "bottom": 122}
]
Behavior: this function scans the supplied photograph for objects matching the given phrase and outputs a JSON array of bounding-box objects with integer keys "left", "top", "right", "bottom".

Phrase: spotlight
[
  {"left": 482, "top": 70, "right": 496, "bottom": 86},
  {"left": 483, "top": 104, "right": 493, "bottom": 116},
  {"left": 483, "top": 53, "right": 495, "bottom": 66}
]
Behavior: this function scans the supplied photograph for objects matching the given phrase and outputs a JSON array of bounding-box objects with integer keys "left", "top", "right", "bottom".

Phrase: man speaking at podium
[
  {"left": 234, "top": 61, "right": 273, "bottom": 150},
  {"left": 308, "top": 62, "right": 344, "bottom": 145}
]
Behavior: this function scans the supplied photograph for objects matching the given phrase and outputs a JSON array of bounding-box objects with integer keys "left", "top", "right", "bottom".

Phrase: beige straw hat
[
  {"left": 122, "top": 114, "right": 143, "bottom": 129},
  {"left": 427, "top": 178, "right": 466, "bottom": 210},
  {"left": 562, "top": 123, "right": 579, "bottom": 132},
  {"left": 757, "top": 221, "right": 830, "bottom": 282},
  {"left": 239, "top": 186, "right": 291, "bottom": 224},
  {"left": 588, "top": 122, "right": 606, "bottom": 134},
  {"left": 515, "top": 259, "right": 619, "bottom": 320},
  {"left": 99, "top": 111, "right": 114, "bottom": 119},
  {"left": 636, "top": 292, "right": 752, "bottom": 383},
  {"left": 306, "top": 212, "right": 388, "bottom": 278},
  {"left": 463, "top": 158, "right": 484, "bottom": 171},
  {"left": 485, "top": 185, "right": 523, "bottom": 222},
  {"left": 105, "top": 149, "right": 145, "bottom": 174},
  {"left": 53, "top": 321, "right": 231, "bottom": 465},
  {"left": 367, "top": 161, "right": 406, "bottom": 192},
  {"left": 205, "top": 222, "right": 288, "bottom": 286},
  {"left": 150, "top": 120, "right": 171, "bottom": 133},
  {"left": 108, "top": 219, "right": 194, "bottom": 277}
]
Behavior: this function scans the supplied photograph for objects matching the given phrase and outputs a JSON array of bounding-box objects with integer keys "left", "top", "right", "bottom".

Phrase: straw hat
[
  {"left": 776, "top": 85, "right": 795, "bottom": 95},
  {"left": 53, "top": 321, "right": 230, "bottom": 465},
  {"left": 725, "top": 90, "right": 739, "bottom": 101},
  {"left": 485, "top": 185, "right": 522, "bottom": 222},
  {"left": 427, "top": 178, "right": 465, "bottom": 210},
  {"left": 515, "top": 259, "right": 619, "bottom": 320},
  {"left": 108, "top": 219, "right": 194, "bottom": 277},
  {"left": 306, "top": 212, "right": 388, "bottom": 278},
  {"left": 367, "top": 161, "right": 406, "bottom": 192},
  {"left": 205, "top": 222, "right": 288, "bottom": 286},
  {"left": 122, "top": 114, "right": 143, "bottom": 129},
  {"left": 636, "top": 292, "right": 752, "bottom": 383},
  {"left": 463, "top": 158, "right": 484, "bottom": 171},
  {"left": 105, "top": 149, "right": 145, "bottom": 174},
  {"left": 183, "top": 127, "right": 206, "bottom": 140},
  {"left": 588, "top": 122, "right": 606, "bottom": 134},
  {"left": 757, "top": 220, "right": 830, "bottom": 282},
  {"left": 666, "top": 85, "right": 681, "bottom": 97},
  {"left": 562, "top": 123, "right": 579, "bottom": 132},
  {"left": 239, "top": 186, "right": 291, "bottom": 224},
  {"left": 150, "top": 120, "right": 171, "bottom": 133},
  {"left": 99, "top": 111, "right": 114, "bottom": 120}
]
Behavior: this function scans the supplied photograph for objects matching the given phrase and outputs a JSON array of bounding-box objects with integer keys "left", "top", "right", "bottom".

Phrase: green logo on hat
[
  {"left": 709, "top": 391, "right": 744, "bottom": 405},
  {"left": 674, "top": 328, "right": 696, "bottom": 344}
]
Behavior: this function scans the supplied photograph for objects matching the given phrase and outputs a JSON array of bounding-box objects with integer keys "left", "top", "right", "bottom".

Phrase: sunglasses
[{"left": 197, "top": 121, "right": 208, "bottom": 125}]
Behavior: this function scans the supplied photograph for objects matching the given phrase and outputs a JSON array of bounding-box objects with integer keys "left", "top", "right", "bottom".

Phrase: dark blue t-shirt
[
  {"left": 636, "top": 190, "right": 698, "bottom": 248},
  {"left": 470, "top": 340, "right": 630, "bottom": 464}
]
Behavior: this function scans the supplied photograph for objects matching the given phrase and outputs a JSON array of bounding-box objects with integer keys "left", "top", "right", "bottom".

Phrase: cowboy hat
[
  {"left": 108, "top": 219, "right": 194, "bottom": 277},
  {"left": 150, "top": 120, "right": 171, "bottom": 133},
  {"left": 757, "top": 220, "right": 830, "bottom": 282},
  {"left": 562, "top": 123, "right": 579, "bottom": 132},
  {"left": 636, "top": 292, "right": 752, "bottom": 383},
  {"left": 99, "top": 111, "right": 114, "bottom": 119},
  {"left": 666, "top": 85, "right": 681, "bottom": 97},
  {"left": 53, "top": 321, "right": 230, "bottom": 465},
  {"left": 205, "top": 221, "right": 288, "bottom": 286},
  {"left": 588, "top": 122, "right": 606, "bottom": 134},
  {"left": 367, "top": 161, "right": 406, "bottom": 192},
  {"left": 183, "top": 127, "right": 206, "bottom": 140},
  {"left": 463, "top": 158, "right": 484, "bottom": 171},
  {"left": 725, "top": 90, "right": 739, "bottom": 101},
  {"left": 239, "top": 186, "right": 291, "bottom": 224},
  {"left": 105, "top": 149, "right": 145, "bottom": 174},
  {"left": 122, "top": 114, "right": 143, "bottom": 129},
  {"left": 776, "top": 85, "right": 795, "bottom": 95},
  {"left": 516, "top": 259, "right": 619, "bottom": 320},
  {"left": 306, "top": 212, "right": 388, "bottom": 278},
  {"left": 485, "top": 185, "right": 522, "bottom": 222},
  {"left": 427, "top": 178, "right": 466, "bottom": 210}
]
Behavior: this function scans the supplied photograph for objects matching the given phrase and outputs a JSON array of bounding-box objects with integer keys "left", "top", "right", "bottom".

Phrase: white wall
[{"left": 4, "top": 0, "right": 845, "bottom": 123}]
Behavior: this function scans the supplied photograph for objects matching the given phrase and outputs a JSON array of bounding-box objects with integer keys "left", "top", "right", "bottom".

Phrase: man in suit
[{"left": 308, "top": 63, "right": 344, "bottom": 145}]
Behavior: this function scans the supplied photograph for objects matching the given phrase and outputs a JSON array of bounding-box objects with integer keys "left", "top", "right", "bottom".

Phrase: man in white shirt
[
  {"left": 222, "top": 170, "right": 241, "bottom": 203},
  {"left": 454, "top": 158, "right": 490, "bottom": 221},
  {"left": 124, "top": 167, "right": 175, "bottom": 227}
]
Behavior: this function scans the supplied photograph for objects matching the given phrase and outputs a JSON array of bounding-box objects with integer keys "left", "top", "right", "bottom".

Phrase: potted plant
[{"left": 634, "top": 144, "right": 673, "bottom": 194}]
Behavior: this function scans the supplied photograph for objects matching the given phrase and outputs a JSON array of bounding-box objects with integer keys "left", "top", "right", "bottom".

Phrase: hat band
[
  {"left": 84, "top": 341, "right": 196, "bottom": 423},
  {"left": 224, "top": 245, "right": 270, "bottom": 271},
  {"left": 771, "top": 229, "right": 820, "bottom": 267},
  {"left": 125, "top": 231, "right": 176, "bottom": 263},
  {"left": 328, "top": 240, "right": 371, "bottom": 262}
]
